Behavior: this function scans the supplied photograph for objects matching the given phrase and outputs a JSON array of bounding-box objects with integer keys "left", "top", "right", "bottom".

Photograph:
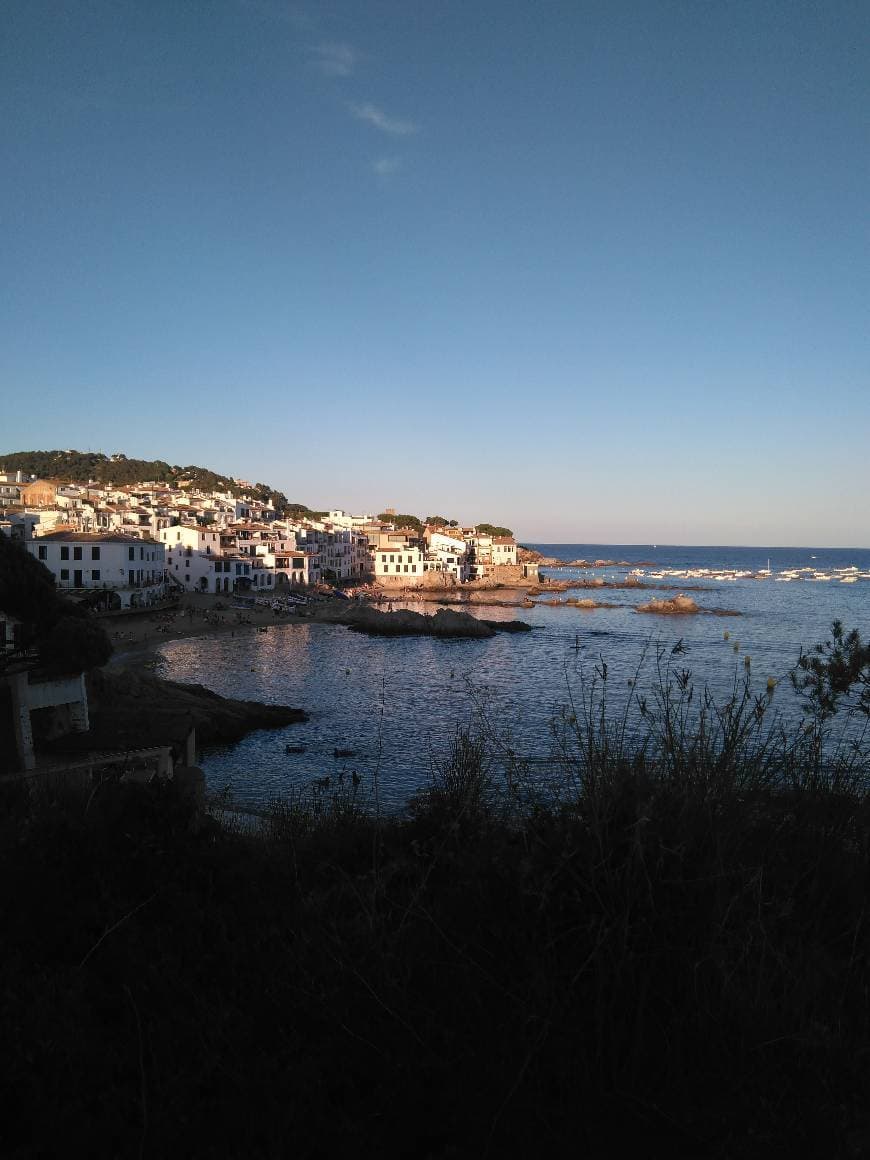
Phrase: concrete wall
[{"left": 8, "top": 670, "right": 89, "bottom": 771}]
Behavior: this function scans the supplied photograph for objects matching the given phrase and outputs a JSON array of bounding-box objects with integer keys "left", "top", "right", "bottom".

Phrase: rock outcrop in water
[
  {"left": 635, "top": 596, "right": 741, "bottom": 617},
  {"left": 636, "top": 595, "right": 700, "bottom": 615},
  {"left": 308, "top": 603, "right": 531, "bottom": 638},
  {"left": 41, "top": 668, "right": 308, "bottom": 757}
]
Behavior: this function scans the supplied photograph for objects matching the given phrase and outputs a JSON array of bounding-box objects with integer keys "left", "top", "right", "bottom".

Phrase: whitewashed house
[
  {"left": 424, "top": 530, "right": 469, "bottom": 579},
  {"left": 25, "top": 532, "right": 167, "bottom": 608},
  {"left": 159, "top": 524, "right": 222, "bottom": 558},
  {"left": 374, "top": 542, "right": 426, "bottom": 579},
  {"left": 491, "top": 536, "right": 518, "bottom": 565}
]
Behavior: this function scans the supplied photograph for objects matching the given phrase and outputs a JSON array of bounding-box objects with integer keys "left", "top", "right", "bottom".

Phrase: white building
[
  {"left": 159, "top": 524, "right": 222, "bottom": 557},
  {"left": 425, "top": 530, "right": 469, "bottom": 579},
  {"left": 374, "top": 543, "right": 426, "bottom": 579},
  {"left": 26, "top": 532, "right": 167, "bottom": 608},
  {"left": 491, "top": 536, "right": 518, "bottom": 565}
]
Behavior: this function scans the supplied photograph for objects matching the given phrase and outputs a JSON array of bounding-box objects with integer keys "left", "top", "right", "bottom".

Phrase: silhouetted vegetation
[
  {"left": 474, "top": 522, "right": 513, "bottom": 537},
  {"left": 3, "top": 627, "right": 870, "bottom": 1157},
  {"left": 0, "top": 531, "right": 112, "bottom": 673}
]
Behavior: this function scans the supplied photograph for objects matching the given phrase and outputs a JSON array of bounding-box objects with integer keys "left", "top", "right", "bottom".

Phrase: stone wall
[
  {"left": 486, "top": 563, "right": 532, "bottom": 585},
  {"left": 375, "top": 571, "right": 458, "bottom": 591},
  {"left": 373, "top": 563, "right": 539, "bottom": 590}
]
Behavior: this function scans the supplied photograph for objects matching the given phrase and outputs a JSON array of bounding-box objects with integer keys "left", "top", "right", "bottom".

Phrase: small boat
[{"left": 285, "top": 744, "right": 306, "bottom": 754}]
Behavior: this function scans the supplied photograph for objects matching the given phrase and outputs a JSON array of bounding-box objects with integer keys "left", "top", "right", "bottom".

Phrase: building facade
[{"left": 26, "top": 532, "right": 167, "bottom": 608}]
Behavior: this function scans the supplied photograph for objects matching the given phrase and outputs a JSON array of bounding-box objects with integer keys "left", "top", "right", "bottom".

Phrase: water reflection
[{"left": 156, "top": 577, "right": 869, "bottom": 811}]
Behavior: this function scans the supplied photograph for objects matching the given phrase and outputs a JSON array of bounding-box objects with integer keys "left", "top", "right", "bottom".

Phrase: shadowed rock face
[
  {"left": 308, "top": 603, "right": 531, "bottom": 638},
  {"left": 41, "top": 667, "right": 307, "bottom": 757}
]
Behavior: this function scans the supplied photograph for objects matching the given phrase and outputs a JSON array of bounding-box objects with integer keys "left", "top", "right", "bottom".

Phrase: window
[
  {"left": 73, "top": 546, "right": 82, "bottom": 560},
  {"left": 60, "top": 546, "right": 69, "bottom": 560},
  {"left": 176, "top": 531, "right": 181, "bottom": 541},
  {"left": 38, "top": 545, "right": 47, "bottom": 560},
  {"left": 129, "top": 547, "right": 135, "bottom": 561},
  {"left": 389, "top": 555, "right": 395, "bottom": 563},
  {"left": 404, "top": 565, "right": 409, "bottom": 572},
  {"left": 185, "top": 574, "right": 190, "bottom": 583},
  {"left": 92, "top": 569, "right": 101, "bottom": 580},
  {"left": 411, "top": 565, "right": 417, "bottom": 572},
  {"left": 91, "top": 547, "right": 100, "bottom": 560},
  {"left": 60, "top": 569, "right": 69, "bottom": 580},
  {"left": 395, "top": 565, "right": 401, "bottom": 573}
]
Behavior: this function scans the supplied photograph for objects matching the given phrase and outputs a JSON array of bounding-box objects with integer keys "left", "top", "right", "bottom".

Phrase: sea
[{"left": 153, "top": 544, "right": 870, "bottom": 812}]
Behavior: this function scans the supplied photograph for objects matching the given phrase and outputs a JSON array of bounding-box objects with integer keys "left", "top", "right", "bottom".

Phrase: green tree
[
  {"left": 379, "top": 512, "right": 423, "bottom": 533},
  {"left": 0, "top": 532, "right": 112, "bottom": 672}
]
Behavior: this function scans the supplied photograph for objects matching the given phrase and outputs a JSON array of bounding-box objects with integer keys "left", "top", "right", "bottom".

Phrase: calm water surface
[{"left": 155, "top": 544, "right": 870, "bottom": 810}]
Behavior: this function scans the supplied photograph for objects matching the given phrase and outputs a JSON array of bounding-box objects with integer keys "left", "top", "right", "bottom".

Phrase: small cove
[{"left": 155, "top": 544, "right": 870, "bottom": 811}]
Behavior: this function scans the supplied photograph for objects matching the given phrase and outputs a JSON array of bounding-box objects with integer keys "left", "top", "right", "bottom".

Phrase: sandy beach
[{"left": 104, "top": 591, "right": 308, "bottom": 664}]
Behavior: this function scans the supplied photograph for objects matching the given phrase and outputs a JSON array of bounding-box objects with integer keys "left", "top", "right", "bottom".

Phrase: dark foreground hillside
[
  {"left": 3, "top": 745, "right": 870, "bottom": 1159},
  {"left": 3, "top": 626, "right": 870, "bottom": 1158}
]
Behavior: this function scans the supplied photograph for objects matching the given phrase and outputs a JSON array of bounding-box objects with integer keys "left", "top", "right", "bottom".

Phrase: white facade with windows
[
  {"left": 159, "top": 524, "right": 222, "bottom": 556},
  {"left": 25, "top": 532, "right": 167, "bottom": 608},
  {"left": 374, "top": 545, "right": 426, "bottom": 578}
]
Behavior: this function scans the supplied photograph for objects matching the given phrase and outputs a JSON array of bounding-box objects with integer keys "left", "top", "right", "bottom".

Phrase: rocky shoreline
[
  {"left": 305, "top": 602, "right": 532, "bottom": 637},
  {"left": 43, "top": 666, "right": 308, "bottom": 760},
  {"left": 74, "top": 592, "right": 530, "bottom": 765}
]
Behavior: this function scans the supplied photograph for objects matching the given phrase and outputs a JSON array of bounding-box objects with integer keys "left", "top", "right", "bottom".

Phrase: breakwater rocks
[
  {"left": 309, "top": 603, "right": 531, "bottom": 638},
  {"left": 44, "top": 668, "right": 308, "bottom": 756}
]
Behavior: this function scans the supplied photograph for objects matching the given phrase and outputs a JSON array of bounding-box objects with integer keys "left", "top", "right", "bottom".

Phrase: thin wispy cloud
[
  {"left": 311, "top": 42, "right": 357, "bottom": 77},
  {"left": 238, "top": 0, "right": 312, "bottom": 29},
  {"left": 350, "top": 102, "right": 417, "bottom": 136},
  {"left": 372, "top": 157, "right": 401, "bottom": 176}
]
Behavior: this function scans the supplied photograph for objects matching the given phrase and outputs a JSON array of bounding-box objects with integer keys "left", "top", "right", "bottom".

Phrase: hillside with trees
[
  {"left": 2, "top": 451, "right": 512, "bottom": 534},
  {"left": 0, "top": 449, "right": 313, "bottom": 516}
]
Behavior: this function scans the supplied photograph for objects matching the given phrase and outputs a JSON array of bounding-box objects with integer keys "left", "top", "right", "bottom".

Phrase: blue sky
[{"left": 2, "top": 1, "right": 868, "bottom": 545}]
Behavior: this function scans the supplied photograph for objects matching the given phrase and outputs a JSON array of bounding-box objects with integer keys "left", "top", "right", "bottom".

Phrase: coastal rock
[
  {"left": 636, "top": 596, "right": 700, "bottom": 615},
  {"left": 308, "top": 602, "right": 530, "bottom": 638},
  {"left": 635, "top": 595, "right": 742, "bottom": 617},
  {"left": 43, "top": 667, "right": 308, "bottom": 756}
]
